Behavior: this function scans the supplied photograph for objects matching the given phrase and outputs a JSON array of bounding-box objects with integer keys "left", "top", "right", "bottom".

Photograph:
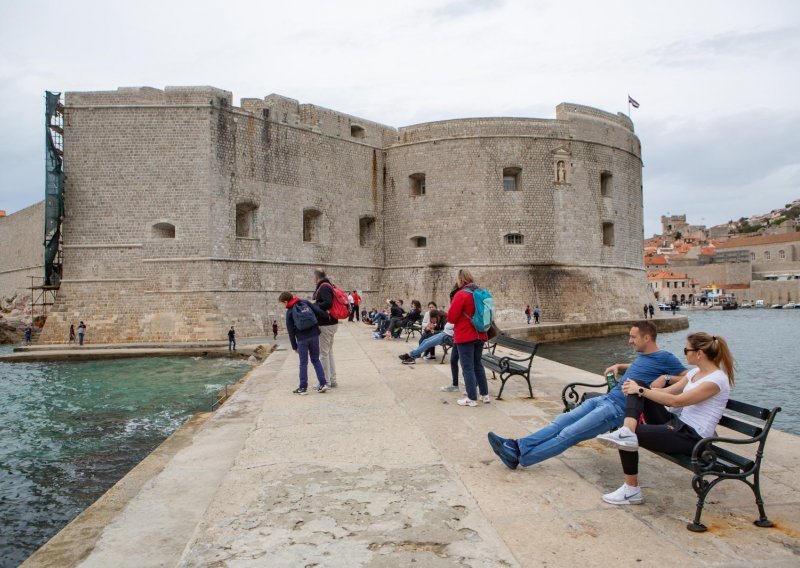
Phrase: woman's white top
[
  {"left": 422, "top": 310, "right": 432, "bottom": 328},
  {"left": 443, "top": 322, "right": 455, "bottom": 337},
  {"left": 679, "top": 368, "right": 731, "bottom": 438}
]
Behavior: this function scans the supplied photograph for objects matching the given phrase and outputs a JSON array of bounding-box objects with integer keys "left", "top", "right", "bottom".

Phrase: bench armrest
[{"left": 561, "top": 381, "right": 608, "bottom": 412}]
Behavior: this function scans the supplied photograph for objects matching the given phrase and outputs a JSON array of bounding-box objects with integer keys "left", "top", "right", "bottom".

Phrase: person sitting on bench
[
  {"left": 487, "top": 320, "right": 687, "bottom": 469},
  {"left": 594, "top": 332, "right": 734, "bottom": 505}
]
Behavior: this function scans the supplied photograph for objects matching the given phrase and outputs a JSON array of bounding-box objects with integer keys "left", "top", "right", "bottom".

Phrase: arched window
[
  {"left": 359, "top": 216, "right": 376, "bottom": 246},
  {"left": 503, "top": 167, "right": 521, "bottom": 191},
  {"left": 409, "top": 173, "right": 426, "bottom": 196},
  {"left": 750, "top": 252, "right": 756, "bottom": 261},
  {"left": 779, "top": 249, "right": 786, "bottom": 260},
  {"left": 601, "top": 172, "right": 613, "bottom": 197},
  {"left": 504, "top": 233, "right": 524, "bottom": 245},
  {"left": 236, "top": 203, "right": 258, "bottom": 238},
  {"left": 303, "top": 208, "right": 321, "bottom": 242},
  {"left": 764, "top": 250, "right": 771, "bottom": 261},
  {"left": 152, "top": 222, "right": 176, "bottom": 238},
  {"left": 411, "top": 236, "right": 427, "bottom": 248}
]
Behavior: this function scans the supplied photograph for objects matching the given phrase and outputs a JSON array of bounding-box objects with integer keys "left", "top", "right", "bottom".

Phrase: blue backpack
[
  {"left": 464, "top": 288, "right": 495, "bottom": 333},
  {"left": 292, "top": 301, "right": 318, "bottom": 332}
]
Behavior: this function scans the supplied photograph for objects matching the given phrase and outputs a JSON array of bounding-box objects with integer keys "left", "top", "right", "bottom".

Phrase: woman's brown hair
[
  {"left": 687, "top": 332, "right": 735, "bottom": 385},
  {"left": 456, "top": 268, "right": 474, "bottom": 288}
]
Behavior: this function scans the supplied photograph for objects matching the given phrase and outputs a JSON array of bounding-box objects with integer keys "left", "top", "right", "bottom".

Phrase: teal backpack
[{"left": 464, "top": 288, "right": 495, "bottom": 333}]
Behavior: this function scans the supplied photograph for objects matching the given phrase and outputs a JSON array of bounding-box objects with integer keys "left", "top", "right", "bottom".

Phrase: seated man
[
  {"left": 398, "top": 321, "right": 454, "bottom": 364},
  {"left": 487, "top": 320, "right": 687, "bottom": 470}
]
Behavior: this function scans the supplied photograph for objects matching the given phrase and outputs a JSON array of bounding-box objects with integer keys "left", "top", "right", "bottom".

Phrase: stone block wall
[
  {"left": 38, "top": 86, "right": 650, "bottom": 342},
  {"left": 0, "top": 201, "right": 45, "bottom": 299}
]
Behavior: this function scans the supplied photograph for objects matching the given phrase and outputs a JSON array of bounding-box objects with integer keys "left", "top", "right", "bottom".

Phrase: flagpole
[{"left": 627, "top": 95, "right": 631, "bottom": 118}]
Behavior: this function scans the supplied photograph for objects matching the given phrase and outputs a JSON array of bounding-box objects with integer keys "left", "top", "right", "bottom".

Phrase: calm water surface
[
  {"left": 537, "top": 309, "right": 800, "bottom": 435},
  {"left": 0, "top": 349, "right": 250, "bottom": 568}
]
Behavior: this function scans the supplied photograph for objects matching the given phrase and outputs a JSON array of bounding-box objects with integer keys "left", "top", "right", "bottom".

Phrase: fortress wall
[{"left": 0, "top": 201, "right": 45, "bottom": 299}]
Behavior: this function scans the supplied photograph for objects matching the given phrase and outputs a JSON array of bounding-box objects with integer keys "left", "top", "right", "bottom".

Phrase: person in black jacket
[
  {"left": 312, "top": 269, "right": 339, "bottom": 388},
  {"left": 279, "top": 291, "right": 328, "bottom": 394}
]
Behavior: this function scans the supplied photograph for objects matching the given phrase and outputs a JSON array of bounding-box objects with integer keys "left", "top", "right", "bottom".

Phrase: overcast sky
[{"left": 1, "top": 0, "right": 798, "bottom": 235}]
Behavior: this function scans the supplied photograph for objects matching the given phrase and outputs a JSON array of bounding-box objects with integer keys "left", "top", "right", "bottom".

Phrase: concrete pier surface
[{"left": 23, "top": 322, "right": 799, "bottom": 567}]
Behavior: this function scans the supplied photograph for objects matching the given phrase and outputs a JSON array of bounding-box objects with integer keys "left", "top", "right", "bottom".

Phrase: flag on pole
[{"left": 628, "top": 95, "right": 640, "bottom": 108}]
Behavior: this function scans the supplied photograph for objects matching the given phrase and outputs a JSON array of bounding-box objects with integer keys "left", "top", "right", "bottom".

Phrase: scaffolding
[{"left": 44, "top": 91, "right": 64, "bottom": 288}]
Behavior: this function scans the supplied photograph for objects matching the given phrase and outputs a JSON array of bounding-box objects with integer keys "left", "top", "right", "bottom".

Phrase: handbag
[{"left": 486, "top": 321, "right": 501, "bottom": 340}]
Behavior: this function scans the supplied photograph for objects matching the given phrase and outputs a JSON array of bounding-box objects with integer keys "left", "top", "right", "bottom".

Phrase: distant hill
[{"left": 712, "top": 197, "right": 800, "bottom": 236}]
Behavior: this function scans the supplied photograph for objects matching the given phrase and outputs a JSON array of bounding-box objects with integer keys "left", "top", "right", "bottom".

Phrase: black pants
[{"left": 619, "top": 387, "right": 702, "bottom": 475}]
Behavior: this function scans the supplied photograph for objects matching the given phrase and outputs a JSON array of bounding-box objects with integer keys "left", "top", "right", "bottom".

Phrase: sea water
[
  {"left": 537, "top": 309, "right": 800, "bottom": 436},
  {"left": 0, "top": 349, "right": 251, "bottom": 568}
]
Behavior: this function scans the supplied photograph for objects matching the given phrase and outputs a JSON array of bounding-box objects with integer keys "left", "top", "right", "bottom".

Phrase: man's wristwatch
[{"left": 638, "top": 387, "right": 645, "bottom": 396}]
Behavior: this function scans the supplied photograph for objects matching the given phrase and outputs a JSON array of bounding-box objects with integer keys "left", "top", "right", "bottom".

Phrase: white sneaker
[
  {"left": 596, "top": 426, "right": 639, "bottom": 451},
  {"left": 440, "top": 385, "right": 459, "bottom": 392},
  {"left": 480, "top": 395, "right": 492, "bottom": 404},
  {"left": 457, "top": 397, "right": 478, "bottom": 407},
  {"left": 602, "top": 484, "right": 644, "bottom": 505}
]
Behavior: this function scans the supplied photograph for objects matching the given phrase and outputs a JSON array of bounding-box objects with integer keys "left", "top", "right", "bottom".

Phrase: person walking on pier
[
  {"left": 487, "top": 320, "right": 687, "bottom": 469},
  {"left": 280, "top": 291, "right": 328, "bottom": 394},
  {"left": 228, "top": 326, "right": 236, "bottom": 351},
  {"left": 525, "top": 305, "right": 532, "bottom": 324},
  {"left": 648, "top": 303, "right": 655, "bottom": 319},
  {"left": 68, "top": 324, "right": 76, "bottom": 345},
  {"left": 272, "top": 320, "right": 279, "bottom": 340},
  {"left": 643, "top": 304, "right": 648, "bottom": 319},
  {"left": 533, "top": 305, "right": 540, "bottom": 324},
  {"left": 77, "top": 321, "right": 87, "bottom": 346},
  {"left": 24, "top": 325, "right": 32, "bottom": 346}
]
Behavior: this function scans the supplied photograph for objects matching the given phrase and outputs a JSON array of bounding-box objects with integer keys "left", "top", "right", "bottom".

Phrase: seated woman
[{"left": 596, "top": 332, "right": 734, "bottom": 505}]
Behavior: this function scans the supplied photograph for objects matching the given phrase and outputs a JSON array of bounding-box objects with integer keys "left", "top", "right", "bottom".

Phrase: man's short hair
[
  {"left": 278, "top": 291, "right": 293, "bottom": 303},
  {"left": 314, "top": 269, "right": 326, "bottom": 280},
  {"left": 633, "top": 320, "right": 657, "bottom": 341}
]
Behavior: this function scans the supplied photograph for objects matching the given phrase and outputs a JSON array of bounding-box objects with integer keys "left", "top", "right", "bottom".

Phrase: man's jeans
[
  {"left": 297, "top": 335, "right": 326, "bottom": 389},
  {"left": 518, "top": 395, "right": 624, "bottom": 467},
  {"left": 456, "top": 340, "right": 488, "bottom": 401},
  {"left": 318, "top": 325, "right": 337, "bottom": 386},
  {"left": 409, "top": 332, "right": 449, "bottom": 358}
]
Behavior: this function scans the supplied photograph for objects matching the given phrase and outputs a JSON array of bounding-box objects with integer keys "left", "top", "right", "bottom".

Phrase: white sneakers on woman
[{"left": 602, "top": 484, "right": 644, "bottom": 505}]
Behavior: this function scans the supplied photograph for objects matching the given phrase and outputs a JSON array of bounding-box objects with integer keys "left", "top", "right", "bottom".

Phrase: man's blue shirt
[{"left": 606, "top": 350, "right": 686, "bottom": 406}]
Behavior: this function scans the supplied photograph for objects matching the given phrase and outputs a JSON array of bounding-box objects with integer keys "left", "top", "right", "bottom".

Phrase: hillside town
[{"left": 645, "top": 198, "right": 800, "bottom": 308}]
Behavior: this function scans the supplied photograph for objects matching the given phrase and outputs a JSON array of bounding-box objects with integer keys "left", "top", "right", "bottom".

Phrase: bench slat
[
  {"left": 718, "top": 415, "right": 763, "bottom": 438},
  {"left": 493, "top": 336, "right": 539, "bottom": 354},
  {"left": 726, "top": 399, "right": 771, "bottom": 420}
]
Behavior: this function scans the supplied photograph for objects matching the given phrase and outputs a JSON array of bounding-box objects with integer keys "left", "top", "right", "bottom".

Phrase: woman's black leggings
[{"left": 620, "top": 385, "right": 702, "bottom": 475}]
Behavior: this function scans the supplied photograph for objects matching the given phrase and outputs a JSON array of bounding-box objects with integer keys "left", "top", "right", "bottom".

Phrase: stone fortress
[{"left": 32, "top": 85, "right": 649, "bottom": 342}]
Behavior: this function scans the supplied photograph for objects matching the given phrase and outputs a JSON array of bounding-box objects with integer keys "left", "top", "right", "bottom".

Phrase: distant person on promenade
[
  {"left": 312, "top": 269, "right": 339, "bottom": 388},
  {"left": 68, "top": 324, "right": 76, "bottom": 345},
  {"left": 533, "top": 305, "right": 540, "bottom": 324},
  {"left": 24, "top": 325, "right": 32, "bottom": 346},
  {"left": 671, "top": 303, "right": 677, "bottom": 316},
  {"left": 279, "top": 291, "right": 328, "bottom": 395},
  {"left": 595, "top": 332, "right": 734, "bottom": 505},
  {"left": 447, "top": 269, "right": 490, "bottom": 407},
  {"left": 525, "top": 305, "right": 532, "bottom": 324},
  {"left": 228, "top": 326, "right": 236, "bottom": 351},
  {"left": 648, "top": 303, "right": 655, "bottom": 319},
  {"left": 347, "top": 291, "right": 355, "bottom": 321},
  {"left": 353, "top": 290, "right": 361, "bottom": 321},
  {"left": 643, "top": 304, "right": 648, "bottom": 319},
  {"left": 272, "top": 320, "right": 279, "bottom": 340},
  {"left": 487, "top": 320, "right": 687, "bottom": 469},
  {"left": 77, "top": 321, "right": 87, "bottom": 346}
]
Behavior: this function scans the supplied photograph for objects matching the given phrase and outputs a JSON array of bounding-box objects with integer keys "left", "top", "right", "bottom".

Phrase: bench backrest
[
  {"left": 493, "top": 335, "right": 539, "bottom": 355},
  {"left": 719, "top": 399, "right": 781, "bottom": 441}
]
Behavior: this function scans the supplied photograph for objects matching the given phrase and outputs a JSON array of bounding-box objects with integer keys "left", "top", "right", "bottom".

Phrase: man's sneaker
[
  {"left": 398, "top": 353, "right": 413, "bottom": 361},
  {"left": 487, "top": 432, "right": 519, "bottom": 470},
  {"left": 596, "top": 426, "right": 639, "bottom": 451},
  {"left": 292, "top": 387, "right": 307, "bottom": 395},
  {"left": 423, "top": 354, "right": 436, "bottom": 360},
  {"left": 313, "top": 384, "right": 328, "bottom": 393},
  {"left": 602, "top": 484, "right": 644, "bottom": 505},
  {"left": 457, "top": 397, "right": 477, "bottom": 407},
  {"left": 480, "top": 395, "right": 492, "bottom": 404},
  {"left": 440, "top": 385, "right": 459, "bottom": 392},
  {"left": 402, "top": 358, "right": 416, "bottom": 365},
  {"left": 330, "top": 381, "right": 338, "bottom": 388}
]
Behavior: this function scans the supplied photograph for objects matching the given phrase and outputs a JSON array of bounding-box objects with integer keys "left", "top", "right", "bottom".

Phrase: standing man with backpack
[
  {"left": 312, "top": 269, "right": 347, "bottom": 388},
  {"left": 279, "top": 292, "right": 328, "bottom": 395}
]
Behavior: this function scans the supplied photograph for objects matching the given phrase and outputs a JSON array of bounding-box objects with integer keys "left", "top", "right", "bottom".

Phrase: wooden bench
[
  {"left": 561, "top": 379, "right": 781, "bottom": 532},
  {"left": 481, "top": 335, "right": 539, "bottom": 400}
]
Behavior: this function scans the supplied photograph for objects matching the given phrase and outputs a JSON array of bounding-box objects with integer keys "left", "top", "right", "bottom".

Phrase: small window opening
[
  {"left": 410, "top": 173, "right": 426, "bottom": 196},
  {"left": 350, "top": 124, "right": 365, "bottom": 139},
  {"left": 503, "top": 167, "right": 521, "bottom": 191},
  {"left": 359, "top": 216, "right": 376, "bottom": 246},
  {"left": 601, "top": 172, "right": 613, "bottom": 197},
  {"left": 235, "top": 203, "right": 257, "bottom": 238},
  {"left": 764, "top": 251, "right": 771, "bottom": 261},
  {"left": 750, "top": 252, "right": 756, "bottom": 261},
  {"left": 602, "top": 222, "right": 615, "bottom": 246},
  {"left": 303, "top": 209, "right": 321, "bottom": 243},
  {"left": 779, "top": 249, "right": 786, "bottom": 260},
  {"left": 505, "top": 233, "right": 524, "bottom": 245},
  {"left": 152, "top": 222, "right": 176, "bottom": 239},
  {"left": 411, "top": 236, "right": 427, "bottom": 248}
]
